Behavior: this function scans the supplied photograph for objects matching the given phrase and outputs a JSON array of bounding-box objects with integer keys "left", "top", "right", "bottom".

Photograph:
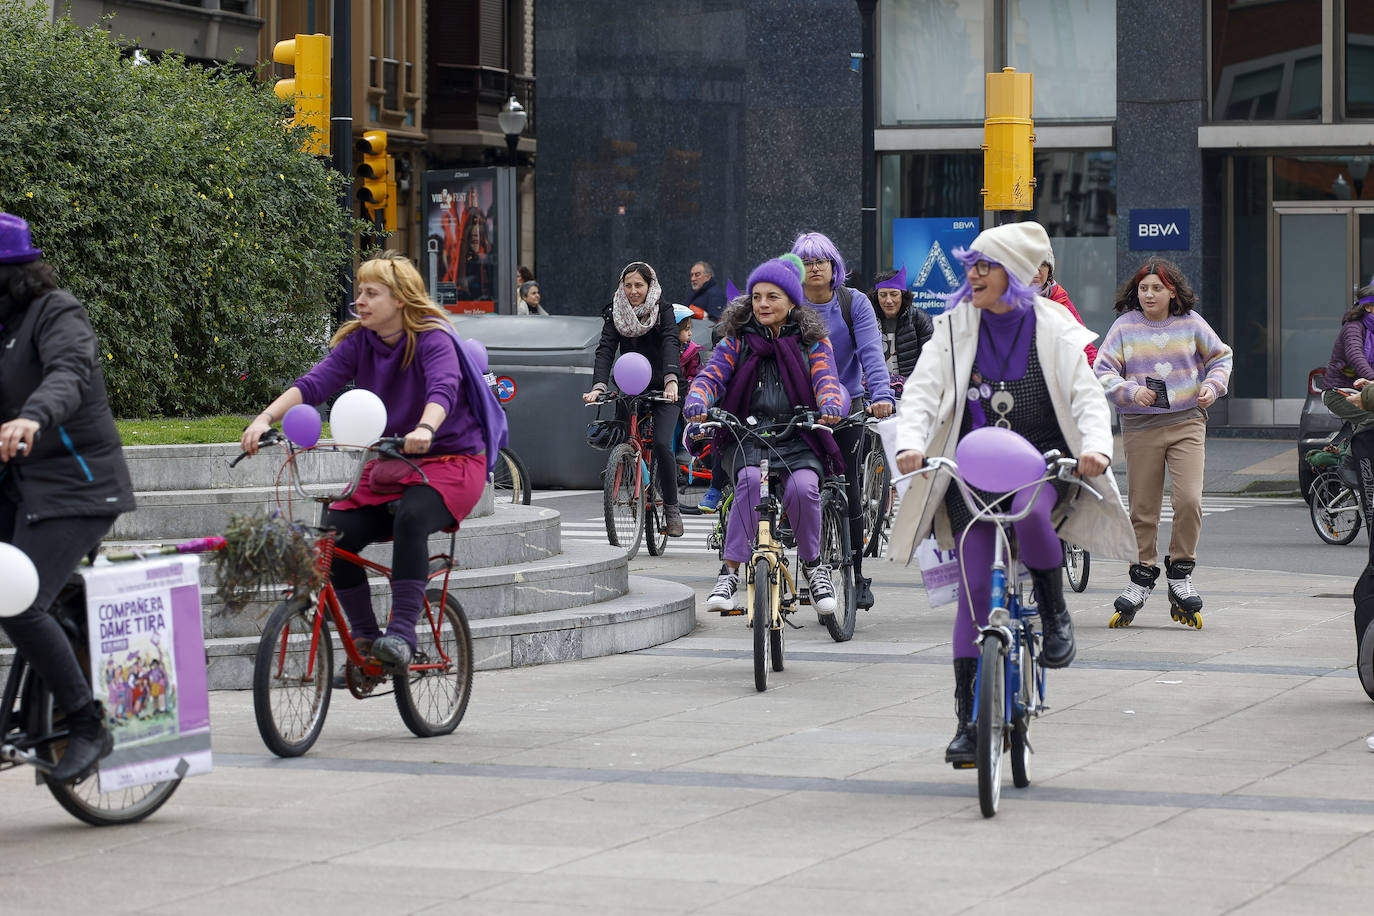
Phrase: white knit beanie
[{"left": 969, "top": 222, "right": 1051, "bottom": 287}]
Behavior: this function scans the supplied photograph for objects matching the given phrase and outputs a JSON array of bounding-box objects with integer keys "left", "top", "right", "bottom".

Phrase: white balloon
[
  {"left": 330, "top": 388, "right": 388, "bottom": 446},
  {"left": 0, "top": 543, "right": 40, "bottom": 618}
]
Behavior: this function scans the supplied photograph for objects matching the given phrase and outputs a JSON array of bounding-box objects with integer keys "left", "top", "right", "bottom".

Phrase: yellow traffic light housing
[
  {"left": 982, "top": 67, "right": 1035, "bottom": 211},
  {"left": 356, "top": 131, "right": 391, "bottom": 227},
  {"left": 273, "top": 33, "right": 331, "bottom": 156}
]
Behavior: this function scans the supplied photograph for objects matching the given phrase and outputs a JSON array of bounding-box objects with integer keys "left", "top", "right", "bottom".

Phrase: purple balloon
[
  {"left": 613, "top": 352, "right": 652, "bottom": 396},
  {"left": 463, "top": 338, "right": 489, "bottom": 373},
  {"left": 281, "top": 403, "right": 322, "bottom": 449},
  {"left": 955, "top": 426, "right": 1045, "bottom": 493}
]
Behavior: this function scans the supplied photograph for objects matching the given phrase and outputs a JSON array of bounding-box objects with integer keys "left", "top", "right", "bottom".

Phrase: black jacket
[
  {"left": 0, "top": 289, "right": 136, "bottom": 522},
  {"left": 872, "top": 298, "right": 934, "bottom": 379},
  {"left": 687, "top": 277, "right": 727, "bottom": 320},
  {"left": 592, "top": 300, "right": 683, "bottom": 390}
]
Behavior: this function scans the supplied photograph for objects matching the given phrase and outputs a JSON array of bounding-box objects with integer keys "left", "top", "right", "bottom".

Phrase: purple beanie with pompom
[{"left": 746, "top": 257, "right": 805, "bottom": 307}]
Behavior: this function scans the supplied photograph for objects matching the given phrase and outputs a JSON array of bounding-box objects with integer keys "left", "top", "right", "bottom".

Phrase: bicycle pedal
[
  {"left": 714, "top": 608, "right": 745, "bottom": 616},
  {"left": 951, "top": 760, "right": 976, "bottom": 770}
]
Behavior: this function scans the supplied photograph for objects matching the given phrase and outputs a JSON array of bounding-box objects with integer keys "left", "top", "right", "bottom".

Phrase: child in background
[{"left": 675, "top": 304, "right": 702, "bottom": 383}]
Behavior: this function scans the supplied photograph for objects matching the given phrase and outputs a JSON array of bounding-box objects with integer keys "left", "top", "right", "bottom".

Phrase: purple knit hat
[
  {"left": 746, "top": 257, "right": 805, "bottom": 307},
  {"left": 0, "top": 213, "right": 42, "bottom": 264}
]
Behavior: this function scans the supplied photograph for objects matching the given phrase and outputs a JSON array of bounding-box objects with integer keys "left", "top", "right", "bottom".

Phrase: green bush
[{"left": 0, "top": 1, "right": 366, "bottom": 416}]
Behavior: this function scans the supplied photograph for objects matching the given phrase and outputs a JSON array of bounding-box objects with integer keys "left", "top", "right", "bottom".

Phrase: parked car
[{"left": 1300, "top": 367, "right": 1345, "bottom": 502}]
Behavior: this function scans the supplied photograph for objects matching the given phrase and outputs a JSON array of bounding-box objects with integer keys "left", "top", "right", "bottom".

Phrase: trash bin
[{"left": 450, "top": 315, "right": 607, "bottom": 489}]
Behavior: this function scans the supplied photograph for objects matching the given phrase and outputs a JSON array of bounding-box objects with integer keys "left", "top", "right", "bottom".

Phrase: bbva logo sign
[{"left": 1129, "top": 208, "right": 1190, "bottom": 251}]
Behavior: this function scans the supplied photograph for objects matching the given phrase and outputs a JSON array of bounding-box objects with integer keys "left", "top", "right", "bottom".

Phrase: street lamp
[{"left": 498, "top": 95, "right": 527, "bottom": 166}]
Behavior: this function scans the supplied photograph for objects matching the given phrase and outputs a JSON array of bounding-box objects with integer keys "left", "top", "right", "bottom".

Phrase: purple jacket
[
  {"left": 295, "top": 326, "right": 486, "bottom": 457},
  {"left": 1322, "top": 320, "right": 1374, "bottom": 391}
]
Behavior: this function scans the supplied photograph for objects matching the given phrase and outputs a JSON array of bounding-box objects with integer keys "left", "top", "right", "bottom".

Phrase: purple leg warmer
[
  {"left": 334, "top": 582, "right": 380, "bottom": 642},
  {"left": 385, "top": 579, "right": 427, "bottom": 650}
]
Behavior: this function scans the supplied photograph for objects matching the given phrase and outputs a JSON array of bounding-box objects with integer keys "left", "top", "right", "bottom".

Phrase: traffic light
[
  {"left": 383, "top": 154, "right": 398, "bottom": 233},
  {"left": 982, "top": 67, "right": 1035, "bottom": 210},
  {"left": 356, "top": 131, "right": 390, "bottom": 227},
  {"left": 272, "top": 33, "right": 331, "bottom": 156}
]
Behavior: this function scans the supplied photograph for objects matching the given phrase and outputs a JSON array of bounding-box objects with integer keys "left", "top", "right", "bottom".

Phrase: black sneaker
[
  {"left": 706, "top": 572, "right": 740, "bottom": 610},
  {"left": 855, "top": 576, "right": 874, "bottom": 610},
  {"left": 804, "top": 561, "right": 837, "bottom": 615}
]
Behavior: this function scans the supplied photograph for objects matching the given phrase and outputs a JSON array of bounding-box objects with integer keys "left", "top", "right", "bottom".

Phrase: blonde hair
[{"left": 332, "top": 252, "right": 453, "bottom": 368}]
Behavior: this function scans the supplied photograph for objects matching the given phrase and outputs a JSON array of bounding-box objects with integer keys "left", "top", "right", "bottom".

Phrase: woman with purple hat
[
  {"left": 887, "top": 221, "right": 1133, "bottom": 768},
  {"left": 867, "top": 266, "right": 934, "bottom": 394},
  {"left": 684, "top": 257, "right": 847, "bottom": 614},
  {"left": 0, "top": 212, "right": 137, "bottom": 782}
]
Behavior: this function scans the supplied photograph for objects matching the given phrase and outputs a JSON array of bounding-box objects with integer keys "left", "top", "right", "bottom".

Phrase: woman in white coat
[{"left": 889, "top": 221, "right": 1134, "bottom": 768}]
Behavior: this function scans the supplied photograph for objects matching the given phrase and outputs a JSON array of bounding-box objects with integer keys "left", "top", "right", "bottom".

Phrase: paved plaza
[{"left": 3, "top": 547, "right": 1371, "bottom": 915}]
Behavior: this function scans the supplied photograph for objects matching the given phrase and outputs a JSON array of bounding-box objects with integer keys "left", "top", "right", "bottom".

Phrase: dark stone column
[{"left": 536, "top": 1, "right": 862, "bottom": 315}]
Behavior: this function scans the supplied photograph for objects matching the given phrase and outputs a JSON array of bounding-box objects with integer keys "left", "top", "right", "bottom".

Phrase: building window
[
  {"left": 1005, "top": 0, "right": 1116, "bottom": 120},
  {"left": 1347, "top": 0, "right": 1374, "bottom": 118},
  {"left": 1211, "top": 0, "right": 1322, "bottom": 120},
  {"left": 880, "top": 0, "right": 985, "bottom": 125}
]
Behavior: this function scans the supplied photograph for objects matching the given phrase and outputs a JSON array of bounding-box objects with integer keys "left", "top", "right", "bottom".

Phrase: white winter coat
[{"left": 888, "top": 296, "right": 1136, "bottom": 563}]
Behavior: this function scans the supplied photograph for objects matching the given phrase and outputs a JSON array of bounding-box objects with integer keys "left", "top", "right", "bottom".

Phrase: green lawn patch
[{"left": 117, "top": 416, "right": 332, "bottom": 446}]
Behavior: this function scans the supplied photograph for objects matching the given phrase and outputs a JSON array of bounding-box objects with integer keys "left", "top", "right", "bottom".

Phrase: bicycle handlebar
[
  {"left": 585, "top": 389, "right": 675, "bottom": 406},
  {"left": 699, "top": 406, "right": 837, "bottom": 441},
  {"left": 898, "top": 448, "right": 1103, "bottom": 526}
]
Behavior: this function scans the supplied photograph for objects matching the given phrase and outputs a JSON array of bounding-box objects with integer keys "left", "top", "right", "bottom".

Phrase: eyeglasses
[
  {"left": 802, "top": 259, "right": 829, "bottom": 271},
  {"left": 969, "top": 259, "right": 995, "bottom": 277}
]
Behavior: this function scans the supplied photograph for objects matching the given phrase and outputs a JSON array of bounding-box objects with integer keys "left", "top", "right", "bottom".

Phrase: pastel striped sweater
[{"left": 1094, "top": 310, "right": 1233, "bottom": 414}]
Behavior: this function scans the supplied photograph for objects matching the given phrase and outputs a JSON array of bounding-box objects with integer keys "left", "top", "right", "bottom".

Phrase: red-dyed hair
[{"left": 1112, "top": 257, "right": 1197, "bottom": 315}]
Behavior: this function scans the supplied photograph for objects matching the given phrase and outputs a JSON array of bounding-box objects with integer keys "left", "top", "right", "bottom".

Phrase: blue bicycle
[{"left": 907, "top": 428, "right": 1101, "bottom": 817}]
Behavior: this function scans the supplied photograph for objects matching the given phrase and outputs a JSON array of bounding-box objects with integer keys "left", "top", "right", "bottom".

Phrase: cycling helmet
[
  {"left": 672, "top": 303, "right": 693, "bottom": 325},
  {"left": 586, "top": 417, "right": 627, "bottom": 451}
]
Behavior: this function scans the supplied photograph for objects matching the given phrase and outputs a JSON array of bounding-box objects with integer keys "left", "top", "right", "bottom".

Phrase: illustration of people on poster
[{"left": 426, "top": 172, "right": 497, "bottom": 311}]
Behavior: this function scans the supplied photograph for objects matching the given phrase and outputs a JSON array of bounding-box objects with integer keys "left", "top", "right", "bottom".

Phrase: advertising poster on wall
[
  {"left": 421, "top": 167, "right": 517, "bottom": 315},
  {"left": 83, "top": 556, "right": 212, "bottom": 792},
  {"left": 891, "top": 217, "right": 982, "bottom": 315}
]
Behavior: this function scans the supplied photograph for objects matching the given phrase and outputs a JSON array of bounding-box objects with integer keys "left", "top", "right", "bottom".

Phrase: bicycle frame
[{"left": 743, "top": 459, "right": 800, "bottom": 632}]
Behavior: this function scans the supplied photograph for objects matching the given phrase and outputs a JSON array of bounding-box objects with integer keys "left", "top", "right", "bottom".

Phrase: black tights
[
  {"left": 835, "top": 422, "right": 867, "bottom": 578},
  {"left": 0, "top": 501, "right": 115, "bottom": 716},
  {"left": 326, "top": 485, "right": 456, "bottom": 589}
]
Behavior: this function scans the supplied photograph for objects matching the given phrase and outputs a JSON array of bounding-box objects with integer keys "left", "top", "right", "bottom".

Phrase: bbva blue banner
[
  {"left": 891, "top": 217, "right": 982, "bottom": 315},
  {"left": 1129, "top": 208, "right": 1190, "bottom": 251}
]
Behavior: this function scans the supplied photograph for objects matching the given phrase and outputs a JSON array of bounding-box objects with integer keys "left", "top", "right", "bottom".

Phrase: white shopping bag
[{"left": 915, "top": 535, "right": 960, "bottom": 607}]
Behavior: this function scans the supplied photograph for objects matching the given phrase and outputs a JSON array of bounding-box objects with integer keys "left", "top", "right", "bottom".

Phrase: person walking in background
[
  {"left": 582, "top": 261, "right": 686, "bottom": 537},
  {"left": 513, "top": 265, "right": 535, "bottom": 312},
  {"left": 1320, "top": 283, "right": 1374, "bottom": 431},
  {"left": 1033, "top": 249, "right": 1098, "bottom": 366},
  {"left": 516, "top": 280, "right": 549, "bottom": 315},
  {"left": 791, "top": 231, "right": 895, "bottom": 611},
  {"left": 867, "top": 266, "right": 933, "bottom": 395},
  {"left": 687, "top": 261, "right": 727, "bottom": 320},
  {"left": 1095, "top": 257, "right": 1233, "bottom": 630}
]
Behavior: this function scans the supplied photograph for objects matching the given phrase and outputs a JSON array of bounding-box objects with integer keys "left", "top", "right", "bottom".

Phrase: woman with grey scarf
[{"left": 582, "top": 261, "right": 685, "bottom": 536}]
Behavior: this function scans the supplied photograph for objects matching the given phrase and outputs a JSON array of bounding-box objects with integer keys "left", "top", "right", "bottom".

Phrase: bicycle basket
[{"left": 586, "top": 400, "right": 629, "bottom": 450}]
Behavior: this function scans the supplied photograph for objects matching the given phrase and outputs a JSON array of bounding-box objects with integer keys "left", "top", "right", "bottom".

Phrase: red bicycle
[
  {"left": 588, "top": 391, "right": 674, "bottom": 559},
  {"left": 232, "top": 431, "right": 474, "bottom": 757}
]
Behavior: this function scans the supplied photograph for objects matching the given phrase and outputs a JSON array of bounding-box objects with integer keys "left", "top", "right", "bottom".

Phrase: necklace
[{"left": 978, "top": 312, "right": 1029, "bottom": 429}]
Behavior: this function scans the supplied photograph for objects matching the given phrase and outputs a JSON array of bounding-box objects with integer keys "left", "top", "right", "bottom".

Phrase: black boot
[
  {"left": 50, "top": 701, "right": 113, "bottom": 783},
  {"left": 945, "top": 658, "right": 978, "bottom": 767},
  {"left": 1029, "top": 565, "right": 1076, "bottom": 669}
]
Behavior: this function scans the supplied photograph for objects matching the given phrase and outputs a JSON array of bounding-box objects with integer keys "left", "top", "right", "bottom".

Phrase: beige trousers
[{"left": 1121, "top": 415, "right": 1206, "bottom": 568}]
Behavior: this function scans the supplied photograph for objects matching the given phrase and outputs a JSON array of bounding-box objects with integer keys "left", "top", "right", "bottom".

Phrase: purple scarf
[
  {"left": 1361, "top": 311, "right": 1374, "bottom": 364},
  {"left": 715, "top": 326, "right": 844, "bottom": 476}
]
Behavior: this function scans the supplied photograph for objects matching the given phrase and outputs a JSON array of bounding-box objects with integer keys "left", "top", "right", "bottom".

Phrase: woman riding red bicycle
[{"left": 240, "top": 252, "right": 506, "bottom": 673}]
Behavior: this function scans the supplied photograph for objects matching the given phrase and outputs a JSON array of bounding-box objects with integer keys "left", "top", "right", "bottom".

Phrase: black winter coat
[
  {"left": 0, "top": 289, "right": 136, "bottom": 522},
  {"left": 874, "top": 298, "right": 934, "bottom": 379},
  {"left": 592, "top": 300, "right": 683, "bottom": 391}
]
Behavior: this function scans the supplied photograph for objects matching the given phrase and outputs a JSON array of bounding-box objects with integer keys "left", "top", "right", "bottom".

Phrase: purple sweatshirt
[
  {"left": 808, "top": 288, "right": 895, "bottom": 404},
  {"left": 295, "top": 327, "right": 485, "bottom": 456},
  {"left": 1322, "top": 319, "right": 1374, "bottom": 391}
]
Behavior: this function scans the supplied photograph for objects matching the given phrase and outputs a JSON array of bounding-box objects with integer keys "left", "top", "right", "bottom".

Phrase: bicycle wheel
[
  {"left": 976, "top": 635, "right": 1006, "bottom": 818},
  {"left": 1309, "top": 473, "right": 1361, "bottom": 545},
  {"left": 395, "top": 590, "right": 474, "bottom": 737},
  {"left": 1010, "top": 632, "right": 1035, "bottom": 789},
  {"left": 820, "top": 492, "right": 857, "bottom": 642},
  {"left": 253, "top": 597, "right": 333, "bottom": 758},
  {"left": 29, "top": 683, "right": 181, "bottom": 826},
  {"left": 1359, "top": 612, "right": 1374, "bottom": 702},
  {"left": 860, "top": 444, "right": 891, "bottom": 557},
  {"left": 603, "top": 443, "right": 644, "bottom": 558},
  {"left": 491, "top": 447, "right": 532, "bottom": 505},
  {"left": 644, "top": 466, "right": 669, "bottom": 556},
  {"left": 753, "top": 557, "right": 771, "bottom": 692},
  {"left": 1064, "top": 542, "right": 1090, "bottom": 592}
]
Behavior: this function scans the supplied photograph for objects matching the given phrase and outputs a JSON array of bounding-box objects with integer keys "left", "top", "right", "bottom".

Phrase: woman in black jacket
[
  {"left": 582, "top": 261, "right": 684, "bottom": 536},
  {"left": 868, "top": 267, "right": 934, "bottom": 394},
  {"left": 0, "top": 212, "right": 135, "bottom": 783}
]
